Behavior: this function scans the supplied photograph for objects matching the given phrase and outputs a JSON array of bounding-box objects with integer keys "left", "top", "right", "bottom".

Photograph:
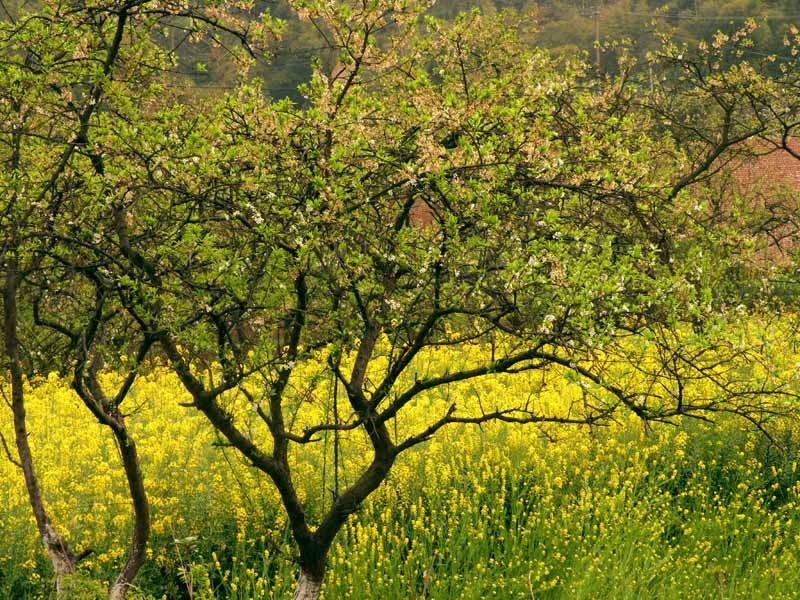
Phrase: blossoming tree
[
  {"left": 4, "top": 1, "right": 800, "bottom": 598},
  {"left": 67, "top": 4, "right": 800, "bottom": 598},
  {"left": 0, "top": 0, "right": 277, "bottom": 596}
]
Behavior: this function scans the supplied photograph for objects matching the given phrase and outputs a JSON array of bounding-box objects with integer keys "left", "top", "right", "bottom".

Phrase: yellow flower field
[{"left": 2, "top": 339, "right": 800, "bottom": 599}]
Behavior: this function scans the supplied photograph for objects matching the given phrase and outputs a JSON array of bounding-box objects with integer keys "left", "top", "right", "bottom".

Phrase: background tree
[{"left": 643, "top": 18, "right": 800, "bottom": 308}]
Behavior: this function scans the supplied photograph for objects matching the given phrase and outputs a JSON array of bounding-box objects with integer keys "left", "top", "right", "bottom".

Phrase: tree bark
[
  {"left": 4, "top": 256, "right": 77, "bottom": 596},
  {"left": 292, "top": 568, "right": 323, "bottom": 600},
  {"left": 78, "top": 356, "right": 151, "bottom": 600},
  {"left": 107, "top": 425, "right": 149, "bottom": 600}
]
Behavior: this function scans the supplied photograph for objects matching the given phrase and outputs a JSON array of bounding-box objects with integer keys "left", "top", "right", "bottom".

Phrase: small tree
[
  {"left": 0, "top": 3, "right": 141, "bottom": 591},
  {"left": 0, "top": 0, "right": 278, "bottom": 595},
  {"left": 73, "top": 4, "right": 800, "bottom": 598}
]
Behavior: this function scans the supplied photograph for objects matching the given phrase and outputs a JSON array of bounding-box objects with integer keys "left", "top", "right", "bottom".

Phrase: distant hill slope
[{"left": 149, "top": 0, "right": 800, "bottom": 101}]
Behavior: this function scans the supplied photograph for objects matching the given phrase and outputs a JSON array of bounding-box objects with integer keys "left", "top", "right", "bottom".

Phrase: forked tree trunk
[
  {"left": 293, "top": 568, "right": 323, "bottom": 600},
  {"left": 79, "top": 357, "right": 151, "bottom": 600}
]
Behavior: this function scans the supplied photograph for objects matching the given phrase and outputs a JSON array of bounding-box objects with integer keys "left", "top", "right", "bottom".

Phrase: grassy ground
[{"left": 2, "top": 363, "right": 800, "bottom": 599}]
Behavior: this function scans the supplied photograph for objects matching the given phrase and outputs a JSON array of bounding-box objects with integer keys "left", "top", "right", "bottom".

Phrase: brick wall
[
  {"left": 725, "top": 139, "right": 800, "bottom": 260},
  {"left": 733, "top": 139, "right": 800, "bottom": 195}
]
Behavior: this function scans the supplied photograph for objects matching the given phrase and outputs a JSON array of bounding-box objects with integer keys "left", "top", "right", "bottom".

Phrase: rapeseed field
[{"left": 2, "top": 343, "right": 800, "bottom": 599}]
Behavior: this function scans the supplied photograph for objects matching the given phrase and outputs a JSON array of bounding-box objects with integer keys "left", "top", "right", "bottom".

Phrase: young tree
[
  {"left": 0, "top": 0, "right": 278, "bottom": 595},
  {"left": 72, "top": 4, "right": 799, "bottom": 598},
  {"left": 0, "top": 4, "right": 139, "bottom": 591},
  {"left": 30, "top": 258, "right": 157, "bottom": 600}
]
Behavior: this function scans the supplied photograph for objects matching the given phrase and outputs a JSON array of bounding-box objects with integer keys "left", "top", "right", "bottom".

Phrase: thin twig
[
  {"left": 527, "top": 571, "right": 536, "bottom": 600},
  {"left": 418, "top": 550, "right": 437, "bottom": 600},
  {"left": 0, "top": 431, "right": 22, "bottom": 469}
]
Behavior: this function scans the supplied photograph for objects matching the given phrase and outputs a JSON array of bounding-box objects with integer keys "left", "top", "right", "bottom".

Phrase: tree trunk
[
  {"left": 4, "top": 256, "right": 77, "bottom": 596},
  {"left": 107, "top": 425, "right": 149, "bottom": 600},
  {"left": 78, "top": 357, "right": 152, "bottom": 600},
  {"left": 42, "top": 525, "right": 78, "bottom": 598},
  {"left": 292, "top": 568, "right": 323, "bottom": 600}
]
